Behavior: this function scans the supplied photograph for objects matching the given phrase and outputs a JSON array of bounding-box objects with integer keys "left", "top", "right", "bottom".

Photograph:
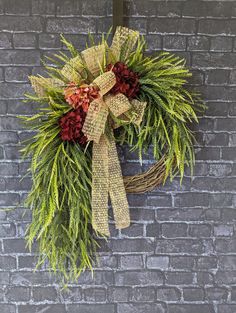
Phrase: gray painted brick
[
  {"left": 192, "top": 52, "right": 236, "bottom": 68},
  {"left": 0, "top": 0, "right": 4, "bottom": 14},
  {"left": 124, "top": 0, "right": 157, "bottom": 17},
  {"left": 0, "top": 193, "right": 19, "bottom": 206},
  {"left": 147, "top": 194, "right": 172, "bottom": 207},
  {"left": 121, "top": 223, "right": 144, "bottom": 237},
  {"left": 0, "top": 163, "right": 18, "bottom": 175},
  {"left": 39, "top": 34, "right": 61, "bottom": 49},
  {"left": 145, "top": 34, "right": 162, "bottom": 51},
  {"left": 183, "top": 287, "right": 204, "bottom": 301},
  {"left": 0, "top": 83, "right": 31, "bottom": 98},
  {"left": 4, "top": 0, "right": 31, "bottom": 15},
  {"left": 46, "top": 18, "right": 96, "bottom": 34},
  {"left": 82, "top": 0, "right": 110, "bottom": 16},
  {"left": 0, "top": 0, "right": 235, "bottom": 311},
  {"left": 188, "top": 224, "right": 212, "bottom": 237},
  {"left": 218, "top": 305, "right": 236, "bottom": 313},
  {"left": 6, "top": 286, "right": 31, "bottom": 302},
  {"left": 18, "top": 305, "right": 66, "bottom": 313},
  {"left": 0, "top": 272, "right": 10, "bottom": 284},
  {"left": 170, "top": 256, "right": 195, "bottom": 270},
  {"left": 0, "top": 16, "right": 42, "bottom": 32},
  {"left": 108, "top": 287, "right": 130, "bottom": 302},
  {"left": 110, "top": 238, "right": 154, "bottom": 252},
  {"left": 0, "top": 67, "right": 3, "bottom": 82},
  {"left": 146, "top": 256, "right": 169, "bottom": 269},
  {"left": 229, "top": 133, "right": 236, "bottom": 146},
  {"left": 215, "top": 271, "right": 236, "bottom": 285},
  {"left": 0, "top": 256, "right": 16, "bottom": 270},
  {"left": 32, "top": 0, "right": 56, "bottom": 15},
  {"left": 163, "top": 35, "right": 187, "bottom": 51},
  {"left": 3, "top": 238, "right": 31, "bottom": 253},
  {"left": 182, "top": 0, "right": 207, "bottom": 17},
  {"left": 188, "top": 35, "right": 210, "bottom": 51},
  {"left": 97, "top": 255, "right": 117, "bottom": 269},
  {"left": 0, "top": 50, "right": 40, "bottom": 65},
  {"left": 156, "top": 208, "right": 203, "bottom": 221},
  {"left": 199, "top": 19, "right": 236, "bottom": 35},
  {"left": 197, "top": 256, "right": 218, "bottom": 269},
  {"left": 206, "top": 69, "right": 230, "bottom": 85},
  {"left": 185, "top": 1, "right": 236, "bottom": 18},
  {"left": 61, "top": 287, "right": 82, "bottom": 302},
  {"left": 115, "top": 270, "right": 164, "bottom": 286},
  {"left": 10, "top": 271, "right": 57, "bottom": 286},
  {"left": 56, "top": 0, "right": 82, "bottom": 16},
  {"left": 156, "top": 238, "right": 204, "bottom": 254},
  {"left": 0, "top": 305, "right": 16, "bottom": 313},
  {"left": 132, "top": 287, "right": 156, "bottom": 302},
  {"left": 33, "top": 286, "right": 58, "bottom": 302},
  {"left": 156, "top": 287, "right": 181, "bottom": 301},
  {"left": 117, "top": 303, "right": 165, "bottom": 313},
  {"left": 206, "top": 102, "right": 229, "bottom": 116},
  {"left": 165, "top": 271, "right": 194, "bottom": 285},
  {"left": 206, "top": 287, "right": 228, "bottom": 301},
  {"left": 120, "top": 255, "right": 144, "bottom": 269},
  {"left": 211, "top": 36, "right": 233, "bottom": 52},
  {"left": 214, "top": 225, "right": 233, "bottom": 236},
  {"left": 149, "top": 18, "right": 196, "bottom": 35},
  {"left": 174, "top": 193, "right": 209, "bottom": 207},
  {"left": 197, "top": 272, "right": 214, "bottom": 285},
  {"left": 0, "top": 33, "right": 12, "bottom": 49},
  {"left": 146, "top": 223, "right": 160, "bottom": 237},
  {"left": 83, "top": 287, "right": 106, "bottom": 302},
  {"left": 218, "top": 256, "right": 236, "bottom": 270},
  {"left": 155, "top": 1, "right": 182, "bottom": 17},
  {"left": 168, "top": 304, "right": 215, "bottom": 313},
  {"left": 0, "top": 223, "right": 16, "bottom": 237},
  {"left": 230, "top": 287, "right": 236, "bottom": 301},
  {"left": 210, "top": 193, "right": 233, "bottom": 207},
  {"left": 67, "top": 304, "right": 115, "bottom": 313},
  {"left": 161, "top": 223, "right": 188, "bottom": 238},
  {"left": 5, "top": 67, "right": 31, "bottom": 82},
  {"left": 13, "top": 33, "right": 36, "bottom": 49}
]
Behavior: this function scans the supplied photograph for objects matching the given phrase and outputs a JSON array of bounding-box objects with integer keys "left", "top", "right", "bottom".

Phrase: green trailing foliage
[
  {"left": 20, "top": 31, "right": 203, "bottom": 283},
  {"left": 20, "top": 91, "right": 98, "bottom": 283},
  {"left": 117, "top": 37, "right": 204, "bottom": 180}
]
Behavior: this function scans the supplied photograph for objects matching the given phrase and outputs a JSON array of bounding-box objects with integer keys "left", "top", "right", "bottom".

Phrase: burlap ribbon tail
[{"left": 82, "top": 70, "right": 147, "bottom": 236}]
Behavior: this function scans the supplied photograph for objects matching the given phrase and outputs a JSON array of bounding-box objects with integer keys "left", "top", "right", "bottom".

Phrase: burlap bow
[
  {"left": 82, "top": 71, "right": 146, "bottom": 235},
  {"left": 29, "top": 26, "right": 146, "bottom": 236}
]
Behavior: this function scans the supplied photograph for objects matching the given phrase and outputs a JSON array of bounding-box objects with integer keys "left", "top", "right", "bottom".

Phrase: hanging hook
[{"left": 113, "top": 0, "right": 124, "bottom": 34}]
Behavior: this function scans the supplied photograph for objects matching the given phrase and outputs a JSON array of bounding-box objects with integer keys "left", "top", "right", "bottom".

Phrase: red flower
[
  {"left": 106, "top": 62, "right": 140, "bottom": 99},
  {"left": 59, "top": 107, "right": 87, "bottom": 145},
  {"left": 64, "top": 83, "right": 99, "bottom": 112}
]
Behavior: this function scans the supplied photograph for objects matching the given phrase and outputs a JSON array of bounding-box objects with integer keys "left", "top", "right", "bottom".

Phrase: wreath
[{"left": 20, "top": 27, "right": 203, "bottom": 282}]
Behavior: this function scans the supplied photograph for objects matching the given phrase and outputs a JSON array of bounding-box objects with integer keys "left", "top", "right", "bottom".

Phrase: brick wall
[{"left": 0, "top": 0, "right": 236, "bottom": 312}]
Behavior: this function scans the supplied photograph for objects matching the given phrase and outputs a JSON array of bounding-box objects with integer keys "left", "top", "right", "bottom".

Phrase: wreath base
[{"left": 124, "top": 157, "right": 166, "bottom": 193}]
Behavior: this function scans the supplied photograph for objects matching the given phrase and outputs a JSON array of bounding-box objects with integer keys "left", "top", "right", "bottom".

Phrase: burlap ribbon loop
[
  {"left": 110, "top": 26, "right": 139, "bottom": 62},
  {"left": 29, "top": 26, "right": 146, "bottom": 236}
]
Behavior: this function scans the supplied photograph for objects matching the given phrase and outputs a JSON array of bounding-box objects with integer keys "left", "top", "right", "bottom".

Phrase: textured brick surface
[{"left": 0, "top": 0, "right": 236, "bottom": 312}]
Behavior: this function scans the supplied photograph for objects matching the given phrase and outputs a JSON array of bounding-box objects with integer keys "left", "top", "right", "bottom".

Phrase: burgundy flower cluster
[
  {"left": 106, "top": 62, "right": 140, "bottom": 99},
  {"left": 59, "top": 83, "right": 99, "bottom": 144},
  {"left": 59, "top": 107, "right": 88, "bottom": 145}
]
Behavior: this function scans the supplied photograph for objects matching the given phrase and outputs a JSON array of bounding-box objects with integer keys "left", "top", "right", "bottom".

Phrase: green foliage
[
  {"left": 20, "top": 94, "right": 98, "bottom": 284},
  {"left": 117, "top": 37, "right": 204, "bottom": 181}
]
